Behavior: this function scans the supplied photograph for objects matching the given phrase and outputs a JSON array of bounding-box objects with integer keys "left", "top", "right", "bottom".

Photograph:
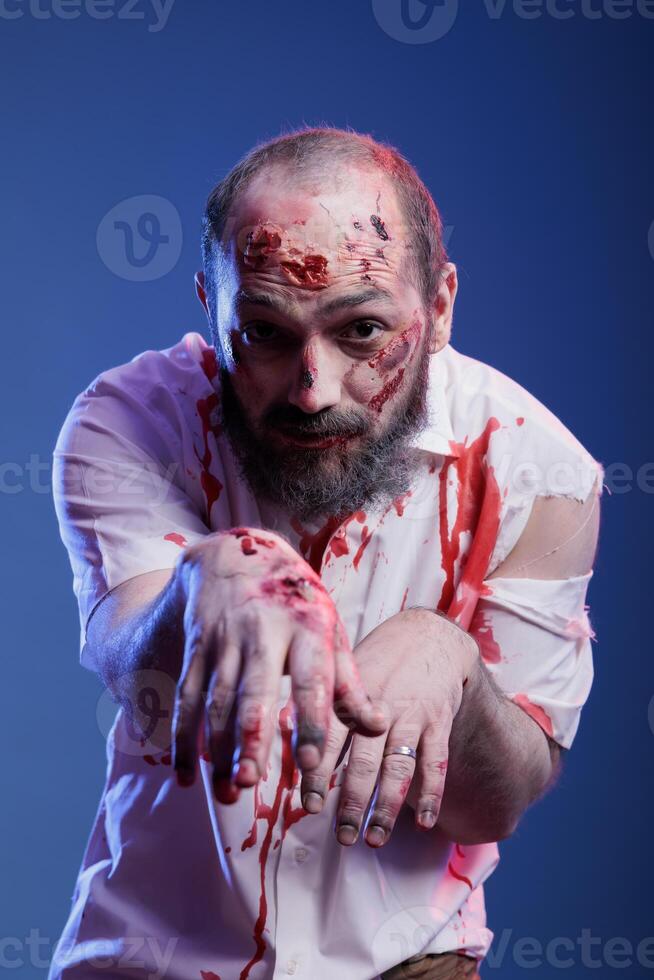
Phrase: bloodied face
[{"left": 198, "top": 166, "right": 457, "bottom": 521}]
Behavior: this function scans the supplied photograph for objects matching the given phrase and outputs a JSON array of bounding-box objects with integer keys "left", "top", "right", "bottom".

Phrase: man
[{"left": 50, "top": 127, "right": 603, "bottom": 980}]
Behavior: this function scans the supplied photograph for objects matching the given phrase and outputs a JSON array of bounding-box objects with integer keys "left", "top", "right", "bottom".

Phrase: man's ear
[
  {"left": 195, "top": 270, "right": 210, "bottom": 318},
  {"left": 429, "top": 262, "right": 458, "bottom": 355}
]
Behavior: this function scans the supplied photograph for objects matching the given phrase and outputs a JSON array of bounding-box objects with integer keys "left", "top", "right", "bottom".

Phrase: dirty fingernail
[
  {"left": 366, "top": 825, "right": 386, "bottom": 847},
  {"left": 302, "top": 791, "right": 323, "bottom": 813}
]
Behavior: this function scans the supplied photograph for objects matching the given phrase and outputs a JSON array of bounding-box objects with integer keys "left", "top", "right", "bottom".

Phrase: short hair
[{"left": 201, "top": 125, "right": 449, "bottom": 337}]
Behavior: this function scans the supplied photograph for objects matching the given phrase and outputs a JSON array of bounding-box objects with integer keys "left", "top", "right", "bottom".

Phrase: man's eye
[
  {"left": 241, "top": 322, "right": 279, "bottom": 344},
  {"left": 342, "top": 321, "right": 384, "bottom": 342}
]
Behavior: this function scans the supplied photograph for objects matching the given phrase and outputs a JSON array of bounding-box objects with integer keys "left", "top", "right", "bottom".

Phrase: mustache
[{"left": 265, "top": 407, "right": 369, "bottom": 439}]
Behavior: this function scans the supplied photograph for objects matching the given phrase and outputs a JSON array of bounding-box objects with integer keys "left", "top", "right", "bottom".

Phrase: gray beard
[{"left": 217, "top": 346, "right": 432, "bottom": 523}]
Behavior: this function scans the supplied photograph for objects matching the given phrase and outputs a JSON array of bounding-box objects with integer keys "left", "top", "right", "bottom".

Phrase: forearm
[
  {"left": 88, "top": 572, "right": 185, "bottom": 715},
  {"left": 436, "top": 652, "right": 555, "bottom": 844}
]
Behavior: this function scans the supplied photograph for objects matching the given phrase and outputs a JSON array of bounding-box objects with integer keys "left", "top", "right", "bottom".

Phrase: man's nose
[{"left": 286, "top": 339, "right": 342, "bottom": 414}]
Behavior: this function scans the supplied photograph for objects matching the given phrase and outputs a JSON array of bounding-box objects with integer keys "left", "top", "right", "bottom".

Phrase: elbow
[{"left": 438, "top": 803, "right": 522, "bottom": 845}]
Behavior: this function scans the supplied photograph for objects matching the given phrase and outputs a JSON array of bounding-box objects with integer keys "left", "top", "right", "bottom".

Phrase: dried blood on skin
[
  {"left": 368, "top": 318, "right": 422, "bottom": 375},
  {"left": 368, "top": 368, "right": 405, "bottom": 413},
  {"left": 242, "top": 226, "right": 282, "bottom": 270},
  {"left": 280, "top": 254, "right": 329, "bottom": 288},
  {"left": 194, "top": 394, "right": 224, "bottom": 522},
  {"left": 164, "top": 532, "right": 187, "bottom": 548},
  {"left": 370, "top": 214, "right": 390, "bottom": 241}
]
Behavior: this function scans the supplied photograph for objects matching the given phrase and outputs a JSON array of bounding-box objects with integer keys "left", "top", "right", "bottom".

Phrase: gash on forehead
[{"left": 222, "top": 166, "right": 413, "bottom": 291}]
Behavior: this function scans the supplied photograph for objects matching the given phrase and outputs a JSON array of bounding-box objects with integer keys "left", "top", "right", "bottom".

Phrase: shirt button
[
  {"left": 286, "top": 960, "right": 297, "bottom": 974},
  {"left": 294, "top": 847, "right": 308, "bottom": 864}
]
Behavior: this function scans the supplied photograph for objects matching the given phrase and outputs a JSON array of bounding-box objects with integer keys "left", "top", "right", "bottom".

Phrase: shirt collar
[{"left": 407, "top": 344, "right": 460, "bottom": 458}]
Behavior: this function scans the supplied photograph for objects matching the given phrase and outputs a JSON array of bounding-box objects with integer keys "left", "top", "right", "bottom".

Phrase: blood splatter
[
  {"left": 241, "top": 537, "right": 257, "bottom": 556},
  {"left": 437, "top": 418, "right": 503, "bottom": 630},
  {"left": 164, "top": 532, "right": 187, "bottom": 548},
  {"left": 200, "top": 346, "right": 218, "bottom": 382},
  {"left": 200, "top": 971, "right": 221, "bottom": 980},
  {"left": 238, "top": 699, "right": 310, "bottom": 978},
  {"left": 513, "top": 693, "right": 554, "bottom": 738},
  {"left": 468, "top": 607, "right": 502, "bottom": 664},
  {"left": 516, "top": 417, "right": 525, "bottom": 426},
  {"left": 353, "top": 525, "right": 372, "bottom": 570},
  {"left": 194, "top": 393, "right": 224, "bottom": 522},
  {"left": 400, "top": 586, "right": 409, "bottom": 611},
  {"left": 447, "top": 861, "right": 473, "bottom": 891}
]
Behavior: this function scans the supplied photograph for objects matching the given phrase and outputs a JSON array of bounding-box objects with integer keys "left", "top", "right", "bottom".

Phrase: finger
[
  {"left": 334, "top": 731, "right": 386, "bottom": 846},
  {"left": 287, "top": 630, "right": 335, "bottom": 772},
  {"left": 172, "top": 610, "right": 211, "bottom": 787},
  {"left": 363, "top": 722, "right": 420, "bottom": 847},
  {"left": 332, "top": 623, "right": 388, "bottom": 737},
  {"left": 412, "top": 711, "right": 452, "bottom": 831},
  {"left": 205, "top": 640, "right": 242, "bottom": 805},
  {"left": 233, "top": 615, "right": 286, "bottom": 787},
  {"left": 299, "top": 710, "right": 351, "bottom": 813}
]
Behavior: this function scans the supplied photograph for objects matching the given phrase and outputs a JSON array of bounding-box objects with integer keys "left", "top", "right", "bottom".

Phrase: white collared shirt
[{"left": 50, "top": 331, "right": 604, "bottom": 980}]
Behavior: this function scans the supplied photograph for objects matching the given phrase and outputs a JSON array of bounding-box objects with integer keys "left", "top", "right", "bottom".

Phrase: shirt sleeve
[
  {"left": 52, "top": 372, "right": 211, "bottom": 670},
  {"left": 468, "top": 571, "right": 596, "bottom": 749}
]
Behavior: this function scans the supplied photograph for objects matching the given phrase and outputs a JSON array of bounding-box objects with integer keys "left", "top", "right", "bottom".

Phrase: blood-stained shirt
[{"left": 50, "top": 331, "right": 604, "bottom": 980}]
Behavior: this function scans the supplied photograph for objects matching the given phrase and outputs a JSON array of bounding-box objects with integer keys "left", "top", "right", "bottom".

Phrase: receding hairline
[{"left": 201, "top": 126, "right": 449, "bottom": 327}]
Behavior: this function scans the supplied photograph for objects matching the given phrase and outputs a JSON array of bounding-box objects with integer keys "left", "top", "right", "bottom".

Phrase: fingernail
[
  {"left": 175, "top": 768, "right": 195, "bottom": 788},
  {"left": 302, "top": 791, "right": 324, "bottom": 814},
  {"left": 337, "top": 824, "right": 358, "bottom": 845},
  {"left": 365, "top": 825, "right": 386, "bottom": 847},
  {"left": 297, "top": 744, "right": 320, "bottom": 769},
  {"left": 234, "top": 758, "right": 258, "bottom": 784},
  {"left": 418, "top": 810, "right": 436, "bottom": 829},
  {"left": 214, "top": 777, "right": 240, "bottom": 805}
]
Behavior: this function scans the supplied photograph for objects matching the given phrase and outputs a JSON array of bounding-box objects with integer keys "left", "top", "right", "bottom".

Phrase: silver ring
[{"left": 382, "top": 744, "right": 417, "bottom": 760}]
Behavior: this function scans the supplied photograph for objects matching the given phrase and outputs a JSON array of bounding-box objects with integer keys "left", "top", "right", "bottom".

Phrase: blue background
[{"left": 1, "top": 2, "right": 652, "bottom": 977}]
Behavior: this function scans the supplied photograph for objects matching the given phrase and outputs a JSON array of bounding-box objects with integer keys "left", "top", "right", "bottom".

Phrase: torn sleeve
[{"left": 469, "top": 571, "right": 596, "bottom": 749}]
